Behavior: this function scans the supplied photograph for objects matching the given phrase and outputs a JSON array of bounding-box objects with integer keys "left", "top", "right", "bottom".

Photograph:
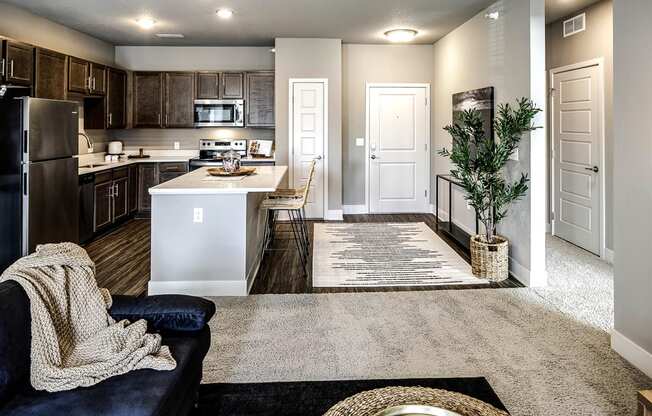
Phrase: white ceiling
[
  {"left": 4, "top": 0, "right": 496, "bottom": 46},
  {"left": 545, "top": 0, "right": 604, "bottom": 23}
]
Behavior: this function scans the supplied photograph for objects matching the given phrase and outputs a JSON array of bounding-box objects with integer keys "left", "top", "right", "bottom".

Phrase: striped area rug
[{"left": 312, "top": 222, "right": 489, "bottom": 287}]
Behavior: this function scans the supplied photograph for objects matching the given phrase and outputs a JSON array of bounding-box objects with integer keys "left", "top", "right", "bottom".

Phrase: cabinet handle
[
  {"left": 165, "top": 114, "right": 168, "bottom": 126},
  {"left": 108, "top": 113, "right": 113, "bottom": 126},
  {"left": 158, "top": 113, "right": 161, "bottom": 125},
  {"left": 92, "top": 77, "right": 96, "bottom": 90},
  {"left": 114, "top": 183, "right": 119, "bottom": 198},
  {"left": 0, "top": 59, "right": 5, "bottom": 76},
  {"left": 9, "top": 60, "right": 14, "bottom": 78}
]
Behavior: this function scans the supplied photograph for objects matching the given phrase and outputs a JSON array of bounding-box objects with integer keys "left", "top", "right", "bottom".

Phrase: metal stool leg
[{"left": 288, "top": 209, "right": 308, "bottom": 274}]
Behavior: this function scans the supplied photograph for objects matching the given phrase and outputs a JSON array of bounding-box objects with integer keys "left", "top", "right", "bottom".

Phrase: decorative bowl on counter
[
  {"left": 222, "top": 149, "right": 242, "bottom": 173},
  {"left": 206, "top": 167, "right": 256, "bottom": 177}
]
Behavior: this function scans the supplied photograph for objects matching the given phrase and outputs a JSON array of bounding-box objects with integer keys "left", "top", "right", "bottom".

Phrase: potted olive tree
[{"left": 439, "top": 98, "right": 541, "bottom": 281}]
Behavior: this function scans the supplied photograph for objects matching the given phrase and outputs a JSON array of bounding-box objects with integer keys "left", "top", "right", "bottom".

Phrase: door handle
[
  {"left": 584, "top": 166, "right": 599, "bottom": 173},
  {"left": 371, "top": 154, "right": 378, "bottom": 160},
  {"left": 314, "top": 155, "right": 322, "bottom": 160}
]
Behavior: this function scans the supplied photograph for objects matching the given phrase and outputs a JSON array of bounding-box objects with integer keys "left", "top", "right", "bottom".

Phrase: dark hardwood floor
[
  {"left": 84, "top": 219, "right": 151, "bottom": 297},
  {"left": 85, "top": 214, "right": 522, "bottom": 296}
]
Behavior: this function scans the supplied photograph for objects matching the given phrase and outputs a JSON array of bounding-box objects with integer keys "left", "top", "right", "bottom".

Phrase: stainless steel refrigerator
[{"left": 0, "top": 97, "right": 79, "bottom": 271}]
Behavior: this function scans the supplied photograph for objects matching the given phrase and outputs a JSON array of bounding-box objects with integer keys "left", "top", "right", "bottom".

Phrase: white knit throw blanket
[{"left": 0, "top": 243, "right": 176, "bottom": 392}]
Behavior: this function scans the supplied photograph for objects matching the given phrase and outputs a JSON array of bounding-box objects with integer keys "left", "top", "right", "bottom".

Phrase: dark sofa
[{"left": 0, "top": 280, "right": 216, "bottom": 416}]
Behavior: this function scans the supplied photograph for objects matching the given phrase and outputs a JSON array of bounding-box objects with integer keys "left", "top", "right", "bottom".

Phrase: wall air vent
[{"left": 563, "top": 13, "right": 586, "bottom": 38}]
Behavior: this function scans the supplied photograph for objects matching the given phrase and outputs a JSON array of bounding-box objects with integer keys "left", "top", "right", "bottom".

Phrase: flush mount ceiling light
[
  {"left": 216, "top": 8, "right": 234, "bottom": 19},
  {"left": 384, "top": 28, "right": 418, "bottom": 43},
  {"left": 136, "top": 17, "right": 156, "bottom": 29},
  {"left": 156, "top": 33, "right": 185, "bottom": 38},
  {"left": 485, "top": 11, "right": 500, "bottom": 20},
  {"left": 269, "top": 48, "right": 276, "bottom": 53}
]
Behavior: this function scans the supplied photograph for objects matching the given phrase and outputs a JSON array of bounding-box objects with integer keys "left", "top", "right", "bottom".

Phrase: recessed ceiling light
[
  {"left": 269, "top": 48, "right": 276, "bottom": 53},
  {"left": 216, "top": 8, "right": 234, "bottom": 19},
  {"left": 136, "top": 17, "right": 156, "bottom": 29},
  {"left": 384, "top": 28, "right": 418, "bottom": 43},
  {"left": 156, "top": 33, "right": 185, "bottom": 38},
  {"left": 485, "top": 12, "right": 500, "bottom": 20}
]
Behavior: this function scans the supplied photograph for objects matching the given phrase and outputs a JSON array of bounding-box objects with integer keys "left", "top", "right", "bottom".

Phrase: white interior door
[
  {"left": 369, "top": 86, "right": 429, "bottom": 213},
  {"left": 291, "top": 81, "right": 325, "bottom": 219},
  {"left": 552, "top": 64, "right": 602, "bottom": 254}
]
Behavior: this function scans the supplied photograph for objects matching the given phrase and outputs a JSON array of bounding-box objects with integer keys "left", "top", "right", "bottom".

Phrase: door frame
[
  {"left": 549, "top": 57, "right": 606, "bottom": 259},
  {"left": 364, "top": 82, "right": 431, "bottom": 213},
  {"left": 288, "top": 78, "right": 329, "bottom": 219}
]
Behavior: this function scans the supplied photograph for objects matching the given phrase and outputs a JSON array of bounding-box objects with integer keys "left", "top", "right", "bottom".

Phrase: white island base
[{"left": 148, "top": 166, "right": 288, "bottom": 296}]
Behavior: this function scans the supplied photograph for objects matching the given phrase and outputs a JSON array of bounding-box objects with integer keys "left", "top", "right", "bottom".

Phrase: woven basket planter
[{"left": 470, "top": 235, "right": 509, "bottom": 282}]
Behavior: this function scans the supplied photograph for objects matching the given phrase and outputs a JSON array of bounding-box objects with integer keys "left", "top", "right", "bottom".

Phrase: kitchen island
[{"left": 148, "top": 166, "right": 288, "bottom": 296}]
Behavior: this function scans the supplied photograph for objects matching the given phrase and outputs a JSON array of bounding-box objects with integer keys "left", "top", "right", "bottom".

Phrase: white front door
[
  {"left": 291, "top": 81, "right": 326, "bottom": 219},
  {"left": 368, "top": 86, "right": 429, "bottom": 213},
  {"left": 552, "top": 64, "right": 602, "bottom": 254}
]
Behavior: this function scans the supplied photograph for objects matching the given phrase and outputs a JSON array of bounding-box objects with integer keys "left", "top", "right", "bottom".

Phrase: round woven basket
[
  {"left": 323, "top": 386, "right": 508, "bottom": 416},
  {"left": 470, "top": 235, "right": 509, "bottom": 282}
]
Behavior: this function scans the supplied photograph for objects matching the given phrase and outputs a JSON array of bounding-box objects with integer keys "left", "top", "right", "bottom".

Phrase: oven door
[{"left": 194, "top": 100, "right": 244, "bottom": 127}]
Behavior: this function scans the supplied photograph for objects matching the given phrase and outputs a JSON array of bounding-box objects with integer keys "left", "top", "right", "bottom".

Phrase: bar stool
[{"left": 261, "top": 161, "right": 316, "bottom": 274}]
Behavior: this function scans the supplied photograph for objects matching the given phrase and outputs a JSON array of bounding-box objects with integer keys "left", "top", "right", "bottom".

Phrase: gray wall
[
  {"left": 342, "top": 44, "right": 434, "bottom": 206},
  {"left": 274, "top": 38, "right": 343, "bottom": 212},
  {"left": 433, "top": 0, "right": 547, "bottom": 283},
  {"left": 612, "top": 0, "right": 652, "bottom": 371},
  {"left": 0, "top": 2, "right": 114, "bottom": 65},
  {"left": 111, "top": 46, "right": 276, "bottom": 151},
  {"left": 115, "top": 46, "right": 274, "bottom": 71},
  {"left": 546, "top": 0, "right": 613, "bottom": 250}
]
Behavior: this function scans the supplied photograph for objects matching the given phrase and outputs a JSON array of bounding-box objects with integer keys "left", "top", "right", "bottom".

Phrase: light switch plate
[
  {"left": 174, "top": 141, "right": 180, "bottom": 150},
  {"left": 355, "top": 137, "right": 365, "bottom": 147},
  {"left": 193, "top": 208, "right": 203, "bottom": 223}
]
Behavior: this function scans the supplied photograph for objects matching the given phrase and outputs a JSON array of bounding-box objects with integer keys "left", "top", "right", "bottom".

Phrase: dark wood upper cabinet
[
  {"left": 221, "top": 72, "right": 244, "bottom": 99},
  {"left": 165, "top": 72, "right": 195, "bottom": 128},
  {"left": 196, "top": 72, "right": 219, "bottom": 99},
  {"left": 34, "top": 48, "right": 67, "bottom": 100},
  {"left": 2, "top": 40, "right": 34, "bottom": 86},
  {"left": 68, "top": 57, "right": 89, "bottom": 94},
  {"left": 106, "top": 68, "right": 127, "bottom": 129},
  {"left": 245, "top": 72, "right": 275, "bottom": 128},
  {"left": 133, "top": 72, "right": 164, "bottom": 128},
  {"left": 89, "top": 63, "right": 106, "bottom": 96}
]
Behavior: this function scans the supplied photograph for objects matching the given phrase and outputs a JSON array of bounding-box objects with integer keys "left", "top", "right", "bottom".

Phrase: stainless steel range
[{"left": 189, "top": 139, "right": 247, "bottom": 171}]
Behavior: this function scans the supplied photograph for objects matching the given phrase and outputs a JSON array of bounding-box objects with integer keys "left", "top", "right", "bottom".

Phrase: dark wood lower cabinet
[
  {"left": 113, "top": 177, "right": 128, "bottom": 222},
  {"left": 138, "top": 164, "right": 159, "bottom": 212},
  {"left": 128, "top": 165, "right": 139, "bottom": 214},
  {"left": 94, "top": 180, "right": 113, "bottom": 232}
]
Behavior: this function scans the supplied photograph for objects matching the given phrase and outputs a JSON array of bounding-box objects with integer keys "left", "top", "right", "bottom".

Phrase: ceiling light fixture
[
  {"left": 216, "top": 8, "right": 234, "bottom": 19},
  {"left": 136, "top": 17, "right": 156, "bottom": 29},
  {"left": 156, "top": 33, "right": 185, "bottom": 38},
  {"left": 269, "top": 48, "right": 276, "bottom": 53},
  {"left": 384, "top": 28, "right": 418, "bottom": 43},
  {"left": 485, "top": 12, "right": 500, "bottom": 20}
]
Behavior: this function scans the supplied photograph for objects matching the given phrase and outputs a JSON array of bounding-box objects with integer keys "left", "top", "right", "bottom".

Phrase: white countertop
[
  {"left": 78, "top": 156, "right": 192, "bottom": 175},
  {"left": 149, "top": 166, "right": 288, "bottom": 195}
]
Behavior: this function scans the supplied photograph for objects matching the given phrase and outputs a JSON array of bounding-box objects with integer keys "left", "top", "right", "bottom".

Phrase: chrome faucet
[{"left": 78, "top": 132, "right": 94, "bottom": 153}]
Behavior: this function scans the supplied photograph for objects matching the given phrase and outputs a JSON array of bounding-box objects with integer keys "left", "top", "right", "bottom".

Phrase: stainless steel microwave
[{"left": 194, "top": 99, "right": 244, "bottom": 127}]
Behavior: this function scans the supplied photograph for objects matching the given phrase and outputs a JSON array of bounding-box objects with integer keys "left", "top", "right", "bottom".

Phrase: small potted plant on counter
[{"left": 439, "top": 98, "right": 541, "bottom": 281}]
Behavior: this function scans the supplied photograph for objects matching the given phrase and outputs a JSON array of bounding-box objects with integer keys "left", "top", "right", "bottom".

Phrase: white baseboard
[
  {"left": 508, "top": 256, "right": 547, "bottom": 287},
  {"left": 148, "top": 280, "right": 248, "bottom": 296},
  {"left": 612, "top": 329, "right": 652, "bottom": 378},
  {"left": 546, "top": 222, "right": 552, "bottom": 233},
  {"left": 325, "top": 209, "right": 343, "bottom": 221},
  {"left": 343, "top": 204, "right": 368, "bottom": 215},
  {"left": 605, "top": 248, "right": 614, "bottom": 264}
]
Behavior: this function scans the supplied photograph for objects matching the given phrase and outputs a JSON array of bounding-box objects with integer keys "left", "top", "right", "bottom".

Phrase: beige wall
[
  {"left": 546, "top": 0, "right": 613, "bottom": 250},
  {"left": 612, "top": 0, "right": 652, "bottom": 376},
  {"left": 0, "top": 2, "right": 114, "bottom": 65},
  {"left": 433, "top": 0, "right": 547, "bottom": 284},
  {"left": 114, "top": 46, "right": 274, "bottom": 71},
  {"left": 274, "top": 38, "right": 343, "bottom": 212},
  {"left": 341, "top": 44, "right": 434, "bottom": 206}
]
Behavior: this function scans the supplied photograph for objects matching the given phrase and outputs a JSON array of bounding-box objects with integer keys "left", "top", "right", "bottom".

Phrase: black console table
[{"left": 435, "top": 174, "right": 479, "bottom": 253}]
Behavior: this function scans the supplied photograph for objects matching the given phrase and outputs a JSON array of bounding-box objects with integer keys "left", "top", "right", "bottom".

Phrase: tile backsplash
[{"left": 107, "top": 128, "right": 275, "bottom": 150}]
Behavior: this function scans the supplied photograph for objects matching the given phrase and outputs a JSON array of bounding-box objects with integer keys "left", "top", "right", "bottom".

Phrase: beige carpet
[{"left": 202, "top": 236, "right": 651, "bottom": 415}]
